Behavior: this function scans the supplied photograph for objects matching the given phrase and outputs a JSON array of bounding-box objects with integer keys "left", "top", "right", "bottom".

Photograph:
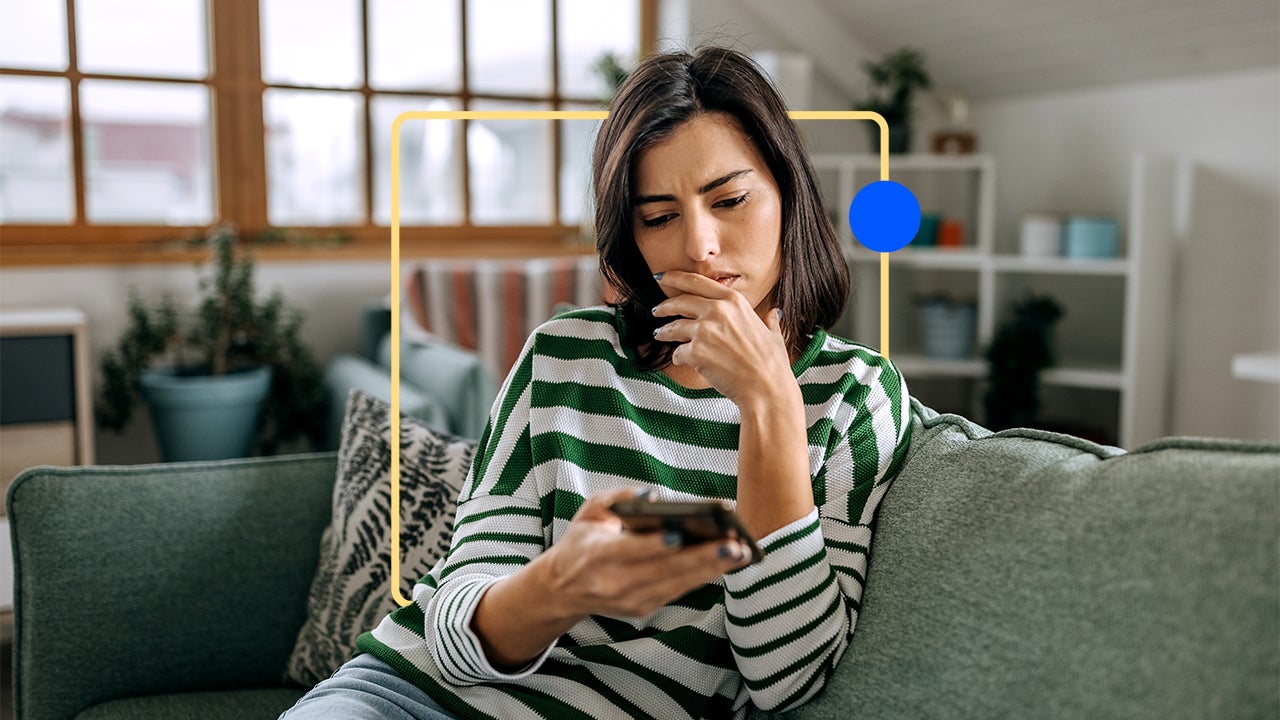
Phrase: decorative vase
[
  {"left": 919, "top": 299, "right": 977, "bottom": 359},
  {"left": 138, "top": 365, "right": 273, "bottom": 461}
]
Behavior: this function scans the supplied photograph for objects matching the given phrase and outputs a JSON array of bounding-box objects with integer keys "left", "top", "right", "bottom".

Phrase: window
[{"left": 0, "top": 0, "right": 652, "bottom": 264}]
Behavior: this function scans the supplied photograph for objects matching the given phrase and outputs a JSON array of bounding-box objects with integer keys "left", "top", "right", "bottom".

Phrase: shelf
[
  {"left": 846, "top": 246, "right": 984, "bottom": 270},
  {"left": 992, "top": 256, "right": 1131, "bottom": 276},
  {"left": 1041, "top": 365, "right": 1125, "bottom": 390},
  {"left": 812, "top": 153, "right": 993, "bottom": 173},
  {"left": 1231, "top": 352, "right": 1280, "bottom": 384},
  {"left": 819, "top": 151, "right": 1180, "bottom": 449},
  {"left": 890, "top": 355, "right": 1124, "bottom": 390},
  {"left": 891, "top": 355, "right": 986, "bottom": 379}
]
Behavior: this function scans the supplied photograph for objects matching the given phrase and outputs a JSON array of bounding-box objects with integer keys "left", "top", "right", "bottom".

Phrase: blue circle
[{"left": 847, "top": 181, "right": 922, "bottom": 253}]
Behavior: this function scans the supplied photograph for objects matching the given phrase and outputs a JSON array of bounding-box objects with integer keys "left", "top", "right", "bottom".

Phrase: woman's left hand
[{"left": 652, "top": 270, "right": 794, "bottom": 405}]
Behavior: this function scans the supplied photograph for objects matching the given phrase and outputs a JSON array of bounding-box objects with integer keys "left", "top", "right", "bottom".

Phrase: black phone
[{"left": 609, "top": 499, "right": 765, "bottom": 564}]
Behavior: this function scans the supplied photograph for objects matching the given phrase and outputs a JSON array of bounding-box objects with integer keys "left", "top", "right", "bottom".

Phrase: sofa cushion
[
  {"left": 285, "top": 389, "right": 477, "bottom": 688},
  {"left": 7, "top": 453, "right": 338, "bottom": 720},
  {"left": 75, "top": 688, "right": 307, "bottom": 720},
  {"left": 782, "top": 399, "right": 1280, "bottom": 720}
]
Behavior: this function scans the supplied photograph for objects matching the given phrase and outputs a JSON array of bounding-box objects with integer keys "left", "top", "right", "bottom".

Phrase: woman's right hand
[
  {"left": 471, "top": 487, "right": 752, "bottom": 672},
  {"left": 539, "top": 488, "right": 753, "bottom": 619}
]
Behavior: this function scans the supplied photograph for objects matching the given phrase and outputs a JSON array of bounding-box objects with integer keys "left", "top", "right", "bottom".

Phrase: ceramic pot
[{"left": 137, "top": 365, "right": 273, "bottom": 461}]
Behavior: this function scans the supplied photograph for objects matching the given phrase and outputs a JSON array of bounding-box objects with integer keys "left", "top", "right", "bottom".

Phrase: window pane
[
  {"left": 468, "top": 0, "right": 551, "bottom": 96},
  {"left": 0, "top": 1, "right": 68, "bottom": 70},
  {"left": 559, "top": 103, "right": 602, "bottom": 226},
  {"left": 80, "top": 80, "right": 212, "bottom": 224},
  {"left": 557, "top": 0, "right": 638, "bottom": 99},
  {"left": 0, "top": 76, "right": 73, "bottom": 223},
  {"left": 261, "top": 0, "right": 362, "bottom": 88},
  {"left": 265, "top": 89, "right": 364, "bottom": 225},
  {"left": 468, "top": 100, "right": 553, "bottom": 224},
  {"left": 76, "top": 0, "right": 207, "bottom": 79},
  {"left": 370, "top": 0, "right": 460, "bottom": 92},
  {"left": 372, "top": 96, "right": 462, "bottom": 225}
]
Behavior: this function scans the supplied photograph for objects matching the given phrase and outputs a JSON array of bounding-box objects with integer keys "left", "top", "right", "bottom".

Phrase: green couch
[{"left": 8, "top": 401, "right": 1278, "bottom": 720}]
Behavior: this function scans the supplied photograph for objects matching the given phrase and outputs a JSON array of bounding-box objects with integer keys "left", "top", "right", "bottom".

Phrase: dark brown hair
[{"left": 593, "top": 46, "right": 849, "bottom": 370}]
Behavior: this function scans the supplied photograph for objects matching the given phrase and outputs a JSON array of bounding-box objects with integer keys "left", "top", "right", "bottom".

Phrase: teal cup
[{"left": 915, "top": 213, "right": 941, "bottom": 247}]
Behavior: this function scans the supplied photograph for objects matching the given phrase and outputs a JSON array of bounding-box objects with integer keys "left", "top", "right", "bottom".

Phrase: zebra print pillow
[{"left": 285, "top": 388, "right": 477, "bottom": 687}]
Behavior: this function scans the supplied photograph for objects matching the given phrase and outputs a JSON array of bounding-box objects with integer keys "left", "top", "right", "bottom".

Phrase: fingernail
[
  {"left": 635, "top": 488, "right": 653, "bottom": 502},
  {"left": 650, "top": 305, "right": 660, "bottom": 315},
  {"left": 652, "top": 272, "right": 665, "bottom": 281},
  {"left": 664, "top": 531, "right": 683, "bottom": 547},
  {"left": 774, "top": 308, "right": 782, "bottom": 320},
  {"left": 652, "top": 327, "right": 661, "bottom": 338},
  {"left": 719, "top": 544, "right": 736, "bottom": 559}
]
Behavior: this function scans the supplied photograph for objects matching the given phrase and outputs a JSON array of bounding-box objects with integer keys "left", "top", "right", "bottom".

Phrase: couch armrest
[
  {"left": 377, "top": 336, "right": 496, "bottom": 439},
  {"left": 6, "top": 452, "right": 338, "bottom": 720},
  {"left": 323, "top": 354, "right": 452, "bottom": 449}
]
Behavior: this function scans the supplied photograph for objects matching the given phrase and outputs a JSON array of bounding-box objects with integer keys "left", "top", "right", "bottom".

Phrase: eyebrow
[{"left": 632, "top": 169, "right": 754, "bottom": 207}]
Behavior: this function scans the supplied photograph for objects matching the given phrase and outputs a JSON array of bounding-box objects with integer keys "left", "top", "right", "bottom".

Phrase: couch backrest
[
  {"left": 791, "top": 400, "right": 1280, "bottom": 719},
  {"left": 6, "top": 452, "right": 338, "bottom": 720}
]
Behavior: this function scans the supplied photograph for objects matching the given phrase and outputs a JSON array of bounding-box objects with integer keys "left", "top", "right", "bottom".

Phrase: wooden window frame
[{"left": 0, "top": 0, "right": 656, "bottom": 266}]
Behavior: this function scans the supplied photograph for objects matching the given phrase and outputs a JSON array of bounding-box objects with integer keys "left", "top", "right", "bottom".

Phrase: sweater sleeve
[
  {"left": 721, "top": 351, "right": 911, "bottom": 712},
  {"left": 421, "top": 338, "right": 558, "bottom": 686}
]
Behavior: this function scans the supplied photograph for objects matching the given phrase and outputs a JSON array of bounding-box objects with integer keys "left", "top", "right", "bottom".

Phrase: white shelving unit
[{"left": 811, "top": 152, "right": 1177, "bottom": 448}]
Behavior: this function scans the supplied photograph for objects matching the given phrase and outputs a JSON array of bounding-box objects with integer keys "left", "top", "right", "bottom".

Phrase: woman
[{"left": 283, "top": 45, "right": 911, "bottom": 720}]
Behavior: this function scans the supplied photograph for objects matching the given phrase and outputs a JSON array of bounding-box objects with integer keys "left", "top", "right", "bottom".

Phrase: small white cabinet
[{"left": 811, "top": 152, "right": 1176, "bottom": 448}]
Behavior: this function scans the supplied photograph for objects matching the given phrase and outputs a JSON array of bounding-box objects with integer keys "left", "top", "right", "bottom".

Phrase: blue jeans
[{"left": 281, "top": 653, "right": 462, "bottom": 720}]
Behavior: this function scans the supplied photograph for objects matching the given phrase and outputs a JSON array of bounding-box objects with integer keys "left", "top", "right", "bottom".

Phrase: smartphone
[{"left": 609, "top": 499, "right": 765, "bottom": 563}]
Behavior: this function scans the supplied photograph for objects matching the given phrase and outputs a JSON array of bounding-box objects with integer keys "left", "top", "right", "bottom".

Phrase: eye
[
  {"left": 715, "top": 193, "right": 750, "bottom": 209},
  {"left": 642, "top": 213, "right": 676, "bottom": 228}
]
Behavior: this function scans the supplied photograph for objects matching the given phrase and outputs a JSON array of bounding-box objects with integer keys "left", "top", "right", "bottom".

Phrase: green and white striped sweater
[{"left": 357, "top": 306, "right": 911, "bottom": 719}]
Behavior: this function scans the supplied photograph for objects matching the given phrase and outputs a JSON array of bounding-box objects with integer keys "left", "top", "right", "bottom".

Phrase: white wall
[
  {"left": 972, "top": 68, "right": 1280, "bottom": 441},
  {"left": 0, "top": 260, "right": 393, "bottom": 463},
  {"left": 671, "top": 2, "right": 1279, "bottom": 441},
  {"left": 683, "top": 0, "right": 871, "bottom": 154}
]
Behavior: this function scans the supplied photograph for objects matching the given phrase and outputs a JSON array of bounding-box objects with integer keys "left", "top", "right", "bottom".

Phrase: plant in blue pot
[{"left": 97, "top": 224, "right": 327, "bottom": 461}]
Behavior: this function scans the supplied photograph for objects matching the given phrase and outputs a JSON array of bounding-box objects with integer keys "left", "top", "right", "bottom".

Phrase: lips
[{"left": 712, "top": 275, "right": 740, "bottom": 286}]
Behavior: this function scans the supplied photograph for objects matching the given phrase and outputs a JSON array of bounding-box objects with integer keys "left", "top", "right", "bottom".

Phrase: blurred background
[{"left": 0, "top": 0, "right": 1275, "bottom": 464}]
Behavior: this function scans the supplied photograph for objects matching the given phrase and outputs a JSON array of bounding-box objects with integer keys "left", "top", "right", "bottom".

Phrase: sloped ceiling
[{"left": 810, "top": 0, "right": 1280, "bottom": 98}]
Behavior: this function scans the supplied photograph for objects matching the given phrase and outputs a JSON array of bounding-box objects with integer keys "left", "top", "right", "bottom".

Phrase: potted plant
[
  {"left": 97, "top": 223, "right": 328, "bottom": 461},
  {"left": 982, "top": 294, "right": 1064, "bottom": 431},
  {"left": 592, "top": 50, "right": 631, "bottom": 99},
  {"left": 856, "top": 47, "right": 932, "bottom": 154}
]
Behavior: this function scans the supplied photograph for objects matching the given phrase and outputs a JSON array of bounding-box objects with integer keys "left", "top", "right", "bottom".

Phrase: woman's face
[{"left": 630, "top": 112, "right": 783, "bottom": 318}]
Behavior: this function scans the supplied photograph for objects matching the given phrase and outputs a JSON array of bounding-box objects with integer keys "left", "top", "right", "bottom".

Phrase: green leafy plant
[
  {"left": 856, "top": 47, "right": 932, "bottom": 127},
  {"left": 592, "top": 51, "right": 631, "bottom": 99},
  {"left": 97, "top": 223, "right": 328, "bottom": 455},
  {"left": 983, "top": 294, "right": 1065, "bottom": 431}
]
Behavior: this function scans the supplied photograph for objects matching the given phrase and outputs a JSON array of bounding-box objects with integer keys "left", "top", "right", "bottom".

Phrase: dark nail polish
[
  {"left": 652, "top": 272, "right": 665, "bottom": 281},
  {"left": 635, "top": 488, "right": 653, "bottom": 502},
  {"left": 719, "top": 544, "right": 735, "bottom": 559},
  {"left": 664, "top": 531, "right": 682, "bottom": 547},
  {"left": 650, "top": 305, "right": 660, "bottom": 315}
]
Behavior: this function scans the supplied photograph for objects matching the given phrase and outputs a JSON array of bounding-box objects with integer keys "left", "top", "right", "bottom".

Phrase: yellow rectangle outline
[{"left": 386, "top": 110, "right": 893, "bottom": 607}]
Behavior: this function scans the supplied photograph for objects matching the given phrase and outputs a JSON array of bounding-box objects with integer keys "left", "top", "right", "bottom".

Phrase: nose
[{"left": 682, "top": 207, "right": 720, "bottom": 262}]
